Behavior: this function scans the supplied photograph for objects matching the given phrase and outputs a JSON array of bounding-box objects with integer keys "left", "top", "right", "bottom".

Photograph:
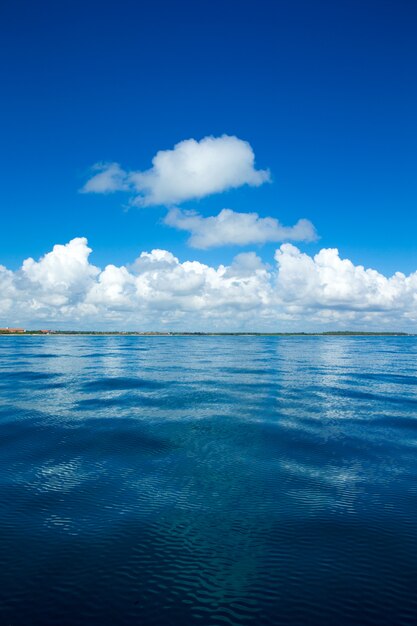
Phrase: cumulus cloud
[
  {"left": 2, "top": 238, "right": 417, "bottom": 331},
  {"left": 275, "top": 244, "right": 413, "bottom": 311},
  {"left": 81, "top": 135, "right": 270, "bottom": 205},
  {"left": 17, "top": 238, "right": 100, "bottom": 311},
  {"left": 164, "top": 207, "right": 317, "bottom": 248}
]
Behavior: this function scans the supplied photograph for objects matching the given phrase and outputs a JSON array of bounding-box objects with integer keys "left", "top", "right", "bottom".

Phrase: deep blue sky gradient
[{"left": 1, "top": 0, "right": 416, "bottom": 274}]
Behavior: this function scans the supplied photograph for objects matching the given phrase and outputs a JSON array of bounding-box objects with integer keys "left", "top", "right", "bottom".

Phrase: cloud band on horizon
[{"left": 1, "top": 237, "right": 417, "bottom": 331}]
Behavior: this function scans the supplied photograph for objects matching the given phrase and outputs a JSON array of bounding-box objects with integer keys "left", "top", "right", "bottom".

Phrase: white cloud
[
  {"left": 81, "top": 163, "right": 129, "bottom": 194},
  {"left": 164, "top": 207, "right": 317, "bottom": 248},
  {"left": 81, "top": 135, "right": 270, "bottom": 206},
  {"left": 22, "top": 238, "right": 99, "bottom": 292},
  {"left": 274, "top": 244, "right": 414, "bottom": 312},
  {"left": 2, "top": 238, "right": 417, "bottom": 331}
]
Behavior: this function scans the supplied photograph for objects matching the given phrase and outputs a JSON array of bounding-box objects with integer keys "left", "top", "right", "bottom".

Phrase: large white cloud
[
  {"left": 2, "top": 238, "right": 417, "bottom": 330},
  {"left": 81, "top": 135, "right": 270, "bottom": 206},
  {"left": 164, "top": 207, "right": 317, "bottom": 248}
]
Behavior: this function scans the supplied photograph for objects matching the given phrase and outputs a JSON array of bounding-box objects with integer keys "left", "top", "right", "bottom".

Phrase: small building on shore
[{"left": 0, "top": 327, "right": 25, "bottom": 333}]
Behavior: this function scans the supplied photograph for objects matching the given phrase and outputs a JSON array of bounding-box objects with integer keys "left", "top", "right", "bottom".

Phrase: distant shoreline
[{"left": 0, "top": 331, "right": 413, "bottom": 337}]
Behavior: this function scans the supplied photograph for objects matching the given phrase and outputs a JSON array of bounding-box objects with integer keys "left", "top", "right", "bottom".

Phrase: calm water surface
[{"left": 1, "top": 335, "right": 417, "bottom": 625}]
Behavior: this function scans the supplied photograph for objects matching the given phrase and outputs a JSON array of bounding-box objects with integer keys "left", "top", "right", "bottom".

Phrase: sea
[{"left": 1, "top": 335, "right": 417, "bottom": 625}]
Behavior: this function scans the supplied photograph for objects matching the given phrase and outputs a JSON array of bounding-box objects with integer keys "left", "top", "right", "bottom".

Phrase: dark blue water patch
[
  {"left": 0, "top": 369, "right": 62, "bottom": 382},
  {"left": 223, "top": 366, "right": 275, "bottom": 376},
  {"left": 76, "top": 387, "right": 235, "bottom": 413},
  {"left": 115, "top": 346, "right": 150, "bottom": 352},
  {"left": 346, "top": 372, "right": 417, "bottom": 387},
  {"left": 203, "top": 378, "right": 280, "bottom": 393},
  {"left": 159, "top": 387, "right": 234, "bottom": 409},
  {"left": 80, "top": 419, "right": 177, "bottom": 459},
  {"left": 328, "top": 385, "right": 417, "bottom": 407},
  {"left": 0, "top": 403, "right": 47, "bottom": 423},
  {"left": 81, "top": 376, "right": 167, "bottom": 392},
  {"left": 237, "top": 421, "right": 383, "bottom": 467},
  {"left": 0, "top": 418, "right": 48, "bottom": 448},
  {"left": 0, "top": 353, "right": 64, "bottom": 363},
  {"left": 22, "top": 352, "right": 63, "bottom": 359},
  {"left": 358, "top": 372, "right": 417, "bottom": 385},
  {"left": 79, "top": 351, "right": 118, "bottom": 358},
  {"left": 0, "top": 422, "right": 71, "bottom": 470},
  {"left": 0, "top": 372, "right": 67, "bottom": 395},
  {"left": 374, "top": 414, "right": 417, "bottom": 431}
]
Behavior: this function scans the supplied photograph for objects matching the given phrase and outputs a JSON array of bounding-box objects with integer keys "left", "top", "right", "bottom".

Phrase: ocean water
[{"left": 1, "top": 335, "right": 417, "bottom": 626}]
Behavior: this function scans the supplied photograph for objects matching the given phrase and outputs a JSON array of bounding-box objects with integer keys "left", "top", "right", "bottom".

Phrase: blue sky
[{"left": 1, "top": 0, "right": 417, "bottom": 330}]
